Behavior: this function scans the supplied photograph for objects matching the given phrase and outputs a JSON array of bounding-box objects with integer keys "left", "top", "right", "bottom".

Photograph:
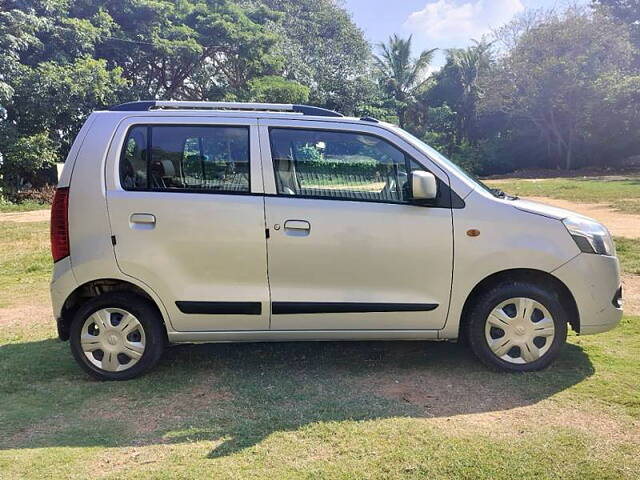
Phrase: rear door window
[{"left": 119, "top": 125, "right": 250, "bottom": 193}]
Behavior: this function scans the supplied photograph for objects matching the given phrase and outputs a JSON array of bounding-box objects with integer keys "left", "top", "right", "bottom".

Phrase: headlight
[{"left": 562, "top": 217, "right": 616, "bottom": 256}]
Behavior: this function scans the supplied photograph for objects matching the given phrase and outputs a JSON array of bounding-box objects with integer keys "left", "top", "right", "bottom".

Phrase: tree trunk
[{"left": 565, "top": 128, "right": 574, "bottom": 170}]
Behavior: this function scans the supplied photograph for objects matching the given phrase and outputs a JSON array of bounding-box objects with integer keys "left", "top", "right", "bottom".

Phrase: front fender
[{"left": 440, "top": 189, "right": 581, "bottom": 339}]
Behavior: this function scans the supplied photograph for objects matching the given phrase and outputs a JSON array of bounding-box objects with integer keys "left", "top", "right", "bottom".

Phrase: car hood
[{"left": 511, "top": 198, "right": 596, "bottom": 222}]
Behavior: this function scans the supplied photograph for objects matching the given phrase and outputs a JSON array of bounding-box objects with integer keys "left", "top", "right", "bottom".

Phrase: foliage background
[{"left": 1, "top": 0, "right": 639, "bottom": 199}]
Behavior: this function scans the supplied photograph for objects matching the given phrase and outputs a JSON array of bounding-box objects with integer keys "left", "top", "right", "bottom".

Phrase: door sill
[{"left": 167, "top": 329, "right": 442, "bottom": 343}]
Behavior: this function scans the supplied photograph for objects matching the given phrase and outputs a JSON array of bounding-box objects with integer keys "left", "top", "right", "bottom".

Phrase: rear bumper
[
  {"left": 50, "top": 257, "right": 78, "bottom": 339},
  {"left": 552, "top": 253, "right": 623, "bottom": 335}
]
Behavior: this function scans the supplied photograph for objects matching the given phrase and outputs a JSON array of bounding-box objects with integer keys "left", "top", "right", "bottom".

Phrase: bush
[
  {"left": 14, "top": 185, "right": 56, "bottom": 205},
  {"left": 298, "top": 159, "right": 379, "bottom": 177},
  {"left": 449, "top": 139, "right": 519, "bottom": 177},
  {"left": 0, "top": 132, "right": 58, "bottom": 193}
]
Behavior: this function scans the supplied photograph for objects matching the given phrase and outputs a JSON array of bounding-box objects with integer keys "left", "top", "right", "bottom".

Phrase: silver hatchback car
[{"left": 50, "top": 101, "right": 622, "bottom": 380}]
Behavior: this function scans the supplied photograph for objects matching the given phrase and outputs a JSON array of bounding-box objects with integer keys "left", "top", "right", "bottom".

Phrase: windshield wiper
[{"left": 490, "top": 188, "right": 519, "bottom": 200}]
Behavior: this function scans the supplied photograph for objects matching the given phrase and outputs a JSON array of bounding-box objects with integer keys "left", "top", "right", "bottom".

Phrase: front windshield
[{"left": 388, "top": 126, "right": 504, "bottom": 197}]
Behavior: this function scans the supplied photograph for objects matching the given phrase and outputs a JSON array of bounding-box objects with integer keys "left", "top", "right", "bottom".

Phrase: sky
[{"left": 342, "top": 0, "right": 590, "bottom": 68}]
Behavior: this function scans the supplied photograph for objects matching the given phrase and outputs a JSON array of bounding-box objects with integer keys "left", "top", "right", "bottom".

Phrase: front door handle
[
  {"left": 130, "top": 213, "right": 156, "bottom": 230},
  {"left": 283, "top": 219, "right": 311, "bottom": 236}
]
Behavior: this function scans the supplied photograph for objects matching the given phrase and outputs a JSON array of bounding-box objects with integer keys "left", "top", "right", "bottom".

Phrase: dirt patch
[
  {"left": 0, "top": 209, "right": 50, "bottom": 223},
  {"left": 81, "top": 380, "right": 234, "bottom": 442},
  {"left": 358, "top": 367, "right": 530, "bottom": 417},
  {"left": 622, "top": 274, "right": 640, "bottom": 316},
  {"left": 428, "top": 402, "right": 640, "bottom": 449},
  {"left": 4, "top": 417, "right": 70, "bottom": 448},
  {"left": 0, "top": 304, "right": 52, "bottom": 328},
  {"left": 525, "top": 196, "right": 640, "bottom": 238},
  {"left": 4, "top": 378, "right": 234, "bottom": 449},
  {"left": 364, "top": 370, "right": 640, "bottom": 444},
  {"left": 94, "top": 446, "right": 171, "bottom": 478}
]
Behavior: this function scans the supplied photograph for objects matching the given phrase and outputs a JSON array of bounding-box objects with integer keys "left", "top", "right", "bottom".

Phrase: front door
[
  {"left": 106, "top": 117, "right": 270, "bottom": 332},
  {"left": 260, "top": 122, "right": 454, "bottom": 330}
]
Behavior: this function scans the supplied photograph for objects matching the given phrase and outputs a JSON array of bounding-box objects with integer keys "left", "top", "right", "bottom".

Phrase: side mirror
[{"left": 411, "top": 170, "right": 438, "bottom": 200}]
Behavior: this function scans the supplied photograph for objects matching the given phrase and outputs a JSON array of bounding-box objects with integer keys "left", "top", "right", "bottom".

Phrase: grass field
[
  {"left": 485, "top": 177, "right": 640, "bottom": 214},
  {"left": 0, "top": 199, "right": 49, "bottom": 213},
  {"left": 1, "top": 181, "right": 640, "bottom": 479},
  {"left": 616, "top": 238, "right": 640, "bottom": 275}
]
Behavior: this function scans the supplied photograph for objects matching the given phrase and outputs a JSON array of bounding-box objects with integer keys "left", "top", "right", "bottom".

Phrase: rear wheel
[
  {"left": 465, "top": 281, "right": 568, "bottom": 371},
  {"left": 69, "top": 292, "right": 165, "bottom": 380}
]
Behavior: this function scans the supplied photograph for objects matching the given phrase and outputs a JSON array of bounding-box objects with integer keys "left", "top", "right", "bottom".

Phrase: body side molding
[
  {"left": 176, "top": 301, "right": 262, "bottom": 315},
  {"left": 272, "top": 302, "right": 438, "bottom": 315}
]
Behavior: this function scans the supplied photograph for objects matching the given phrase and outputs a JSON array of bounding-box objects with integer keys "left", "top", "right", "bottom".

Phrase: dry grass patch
[
  {"left": 93, "top": 446, "right": 175, "bottom": 478},
  {"left": 485, "top": 177, "right": 640, "bottom": 215},
  {"left": 523, "top": 197, "right": 640, "bottom": 238},
  {"left": 622, "top": 274, "right": 640, "bottom": 315},
  {"left": 79, "top": 377, "right": 234, "bottom": 443},
  {"left": 0, "top": 209, "right": 50, "bottom": 223},
  {"left": 0, "top": 304, "right": 53, "bottom": 329},
  {"left": 356, "top": 367, "right": 530, "bottom": 417},
  {"left": 427, "top": 402, "right": 640, "bottom": 445}
]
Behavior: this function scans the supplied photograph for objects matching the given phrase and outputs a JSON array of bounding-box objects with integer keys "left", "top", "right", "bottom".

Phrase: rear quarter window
[{"left": 119, "top": 125, "right": 250, "bottom": 193}]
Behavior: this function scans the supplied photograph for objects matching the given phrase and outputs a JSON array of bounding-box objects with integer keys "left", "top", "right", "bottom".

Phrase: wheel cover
[
  {"left": 484, "top": 297, "right": 555, "bottom": 365},
  {"left": 80, "top": 308, "right": 146, "bottom": 372}
]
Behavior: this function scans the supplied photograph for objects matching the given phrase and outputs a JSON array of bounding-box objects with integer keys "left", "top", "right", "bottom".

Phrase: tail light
[{"left": 50, "top": 187, "right": 70, "bottom": 262}]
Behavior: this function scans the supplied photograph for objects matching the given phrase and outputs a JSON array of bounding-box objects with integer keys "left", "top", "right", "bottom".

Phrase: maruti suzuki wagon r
[{"left": 49, "top": 101, "right": 623, "bottom": 380}]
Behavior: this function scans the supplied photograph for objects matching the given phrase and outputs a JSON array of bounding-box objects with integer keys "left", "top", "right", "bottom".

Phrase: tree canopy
[
  {"left": 374, "top": 34, "right": 437, "bottom": 128},
  {"left": 0, "top": 0, "right": 371, "bottom": 192},
  {"left": 1, "top": 1, "right": 640, "bottom": 197}
]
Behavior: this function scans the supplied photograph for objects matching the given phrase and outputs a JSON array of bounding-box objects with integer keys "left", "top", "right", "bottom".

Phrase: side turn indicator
[{"left": 467, "top": 229, "right": 481, "bottom": 237}]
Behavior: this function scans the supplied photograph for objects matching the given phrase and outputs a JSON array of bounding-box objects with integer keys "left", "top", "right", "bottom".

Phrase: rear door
[
  {"left": 259, "top": 119, "right": 454, "bottom": 331},
  {"left": 105, "top": 116, "right": 270, "bottom": 332}
]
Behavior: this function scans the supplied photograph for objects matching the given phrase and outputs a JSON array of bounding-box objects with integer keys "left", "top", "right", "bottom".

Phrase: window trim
[
  {"left": 268, "top": 126, "right": 461, "bottom": 208},
  {"left": 118, "top": 123, "right": 253, "bottom": 195}
]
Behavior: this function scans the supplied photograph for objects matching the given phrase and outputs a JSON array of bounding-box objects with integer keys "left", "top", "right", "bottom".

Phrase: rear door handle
[
  {"left": 130, "top": 213, "right": 156, "bottom": 229},
  {"left": 283, "top": 219, "right": 310, "bottom": 236}
]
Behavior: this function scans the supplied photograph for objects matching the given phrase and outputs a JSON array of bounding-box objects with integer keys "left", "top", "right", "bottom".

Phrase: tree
[
  {"left": 0, "top": 56, "right": 127, "bottom": 190},
  {"left": 0, "top": 0, "right": 288, "bottom": 193},
  {"left": 246, "top": 0, "right": 374, "bottom": 114},
  {"left": 421, "top": 39, "right": 493, "bottom": 151},
  {"left": 593, "top": 0, "right": 640, "bottom": 45},
  {"left": 85, "top": 0, "right": 282, "bottom": 100},
  {"left": 494, "top": 9, "right": 635, "bottom": 169},
  {"left": 247, "top": 75, "right": 310, "bottom": 103},
  {"left": 0, "top": 132, "right": 58, "bottom": 193},
  {"left": 374, "top": 34, "right": 437, "bottom": 128},
  {"left": 446, "top": 39, "right": 493, "bottom": 144}
]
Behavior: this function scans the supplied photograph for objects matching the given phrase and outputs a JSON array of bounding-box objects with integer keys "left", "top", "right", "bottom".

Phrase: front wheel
[
  {"left": 69, "top": 292, "right": 166, "bottom": 380},
  {"left": 465, "top": 281, "right": 568, "bottom": 372}
]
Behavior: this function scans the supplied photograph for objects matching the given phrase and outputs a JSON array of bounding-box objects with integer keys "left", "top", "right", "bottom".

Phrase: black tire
[
  {"left": 465, "top": 281, "right": 568, "bottom": 372},
  {"left": 69, "top": 292, "right": 166, "bottom": 380}
]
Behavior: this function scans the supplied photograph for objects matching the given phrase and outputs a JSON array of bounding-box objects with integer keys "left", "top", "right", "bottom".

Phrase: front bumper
[{"left": 552, "top": 253, "right": 623, "bottom": 335}]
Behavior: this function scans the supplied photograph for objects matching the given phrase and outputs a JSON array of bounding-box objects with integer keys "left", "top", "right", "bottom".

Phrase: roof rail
[{"left": 109, "top": 101, "right": 343, "bottom": 117}]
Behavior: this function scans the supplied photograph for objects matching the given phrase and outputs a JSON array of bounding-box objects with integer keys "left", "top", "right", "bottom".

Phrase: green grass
[
  {"left": 485, "top": 177, "right": 640, "bottom": 214},
  {"left": 1, "top": 310, "right": 638, "bottom": 478},
  {"left": 0, "top": 220, "right": 51, "bottom": 308},
  {"left": 0, "top": 199, "right": 49, "bottom": 213},
  {"left": 1, "top": 193, "right": 639, "bottom": 478},
  {"left": 616, "top": 237, "right": 640, "bottom": 275}
]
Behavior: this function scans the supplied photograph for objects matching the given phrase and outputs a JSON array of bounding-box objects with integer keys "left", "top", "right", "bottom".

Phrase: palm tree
[
  {"left": 374, "top": 34, "right": 437, "bottom": 128},
  {"left": 448, "top": 39, "right": 493, "bottom": 143}
]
